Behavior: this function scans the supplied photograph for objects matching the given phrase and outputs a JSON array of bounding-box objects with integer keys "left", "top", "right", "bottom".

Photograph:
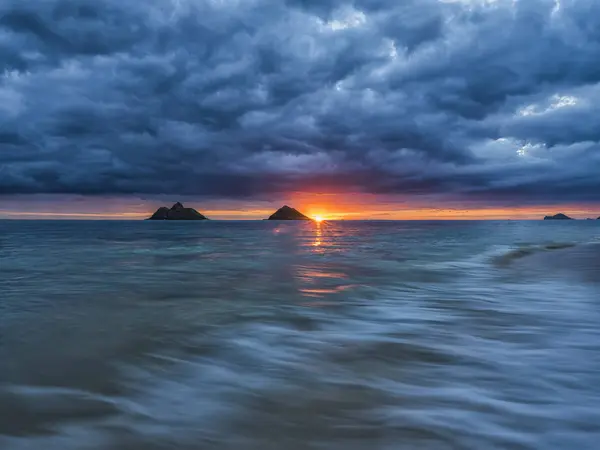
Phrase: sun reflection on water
[
  {"left": 294, "top": 221, "right": 357, "bottom": 301},
  {"left": 313, "top": 220, "right": 323, "bottom": 248}
]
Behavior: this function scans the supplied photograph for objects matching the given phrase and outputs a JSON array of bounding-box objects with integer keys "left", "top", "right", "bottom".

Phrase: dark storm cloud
[{"left": 1, "top": 0, "right": 600, "bottom": 202}]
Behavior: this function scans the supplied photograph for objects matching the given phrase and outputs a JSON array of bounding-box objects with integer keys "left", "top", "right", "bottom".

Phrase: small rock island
[
  {"left": 147, "top": 202, "right": 208, "bottom": 220},
  {"left": 543, "top": 213, "right": 574, "bottom": 221},
  {"left": 267, "top": 205, "right": 312, "bottom": 220}
]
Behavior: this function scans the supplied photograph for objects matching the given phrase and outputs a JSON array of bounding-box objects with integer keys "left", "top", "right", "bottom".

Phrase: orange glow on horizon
[
  {"left": 0, "top": 211, "right": 148, "bottom": 219},
  {"left": 0, "top": 193, "right": 598, "bottom": 220},
  {"left": 286, "top": 193, "right": 600, "bottom": 221}
]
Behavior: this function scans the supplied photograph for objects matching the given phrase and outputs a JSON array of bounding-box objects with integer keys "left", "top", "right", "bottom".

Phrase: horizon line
[{"left": 1, "top": 217, "right": 597, "bottom": 222}]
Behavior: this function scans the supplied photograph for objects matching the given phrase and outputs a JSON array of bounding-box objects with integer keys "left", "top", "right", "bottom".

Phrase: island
[
  {"left": 267, "top": 205, "right": 312, "bottom": 220},
  {"left": 543, "top": 213, "right": 574, "bottom": 221},
  {"left": 147, "top": 202, "right": 208, "bottom": 220}
]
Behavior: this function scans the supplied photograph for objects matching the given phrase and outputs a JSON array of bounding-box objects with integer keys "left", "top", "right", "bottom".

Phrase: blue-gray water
[{"left": 1, "top": 220, "right": 599, "bottom": 449}]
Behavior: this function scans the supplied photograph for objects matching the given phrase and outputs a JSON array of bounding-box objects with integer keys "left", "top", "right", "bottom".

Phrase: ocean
[{"left": 0, "top": 220, "right": 599, "bottom": 449}]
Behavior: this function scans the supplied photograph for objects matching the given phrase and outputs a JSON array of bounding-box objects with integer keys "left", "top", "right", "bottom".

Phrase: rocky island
[
  {"left": 543, "top": 213, "right": 574, "bottom": 220},
  {"left": 267, "top": 205, "right": 312, "bottom": 220},
  {"left": 147, "top": 202, "right": 208, "bottom": 220}
]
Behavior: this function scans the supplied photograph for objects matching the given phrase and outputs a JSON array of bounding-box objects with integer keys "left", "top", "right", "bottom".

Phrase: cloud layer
[{"left": 1, "top": 0, "right": 600, "bottom": 203}]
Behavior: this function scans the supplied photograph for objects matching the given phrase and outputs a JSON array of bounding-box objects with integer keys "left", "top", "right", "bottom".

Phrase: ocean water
[{"left": 0, "top": 220, "right": 599, "bottom": 450}]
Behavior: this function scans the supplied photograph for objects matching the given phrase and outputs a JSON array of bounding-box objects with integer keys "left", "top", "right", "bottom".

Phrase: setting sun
[{"left": 314, "top": 215, "right": 324, "bottom": 222}]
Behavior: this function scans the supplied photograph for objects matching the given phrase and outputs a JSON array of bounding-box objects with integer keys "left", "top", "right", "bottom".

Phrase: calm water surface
[{"left": 0, "top": 220, "right": 599, "bottom": 449}]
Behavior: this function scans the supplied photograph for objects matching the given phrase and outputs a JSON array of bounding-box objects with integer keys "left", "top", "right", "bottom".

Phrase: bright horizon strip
[
  {"left": 1, "top": 205, "right": 599, "bottom": 220},
  {"left": 0, "top": 211, "right": 148, "bottom": 219}
]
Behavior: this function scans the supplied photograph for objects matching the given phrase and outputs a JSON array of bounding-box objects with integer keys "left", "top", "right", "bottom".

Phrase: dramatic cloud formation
[{"left": 1, "top": 0, "right": 600, "bottom": 205}]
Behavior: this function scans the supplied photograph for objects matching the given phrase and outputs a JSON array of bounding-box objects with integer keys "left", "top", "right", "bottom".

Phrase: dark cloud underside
[{"left": 1, "top": 0, "right": 599, "bottom": 202}]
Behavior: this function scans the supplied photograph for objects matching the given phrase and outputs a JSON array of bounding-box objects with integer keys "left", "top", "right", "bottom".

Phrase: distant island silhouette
[
  {"left": 268, "top": 205, "right": 312, "bottom": 220},
  {"left": 544, "top": 213, "right": 574, "bottom": 220},
  {"left": 147, "top": 202, "right": 208, "bottom": 220},
  {"left": 141, "top": 204, "right": 596, "bottom": 221}
]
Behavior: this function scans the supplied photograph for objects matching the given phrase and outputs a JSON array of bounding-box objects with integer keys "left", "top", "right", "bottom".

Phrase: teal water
[{"left": 0, "top": 220, "right": 599, "bottom": 449}]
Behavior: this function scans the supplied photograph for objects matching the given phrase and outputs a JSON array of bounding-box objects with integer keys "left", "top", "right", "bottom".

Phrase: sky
[{"left": 1, "top": 0, "right": 600, "bottom": 219}]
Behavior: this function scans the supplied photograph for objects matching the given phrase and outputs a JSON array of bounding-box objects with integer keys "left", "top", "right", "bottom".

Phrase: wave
[{"left": 492, "top": 242, "right": 577, "bottom": 267}]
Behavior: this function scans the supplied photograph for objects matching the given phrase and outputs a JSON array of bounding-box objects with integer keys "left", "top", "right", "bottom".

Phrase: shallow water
[{"left": 0, "top": 220, "right": 599, "bottom": 449}]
